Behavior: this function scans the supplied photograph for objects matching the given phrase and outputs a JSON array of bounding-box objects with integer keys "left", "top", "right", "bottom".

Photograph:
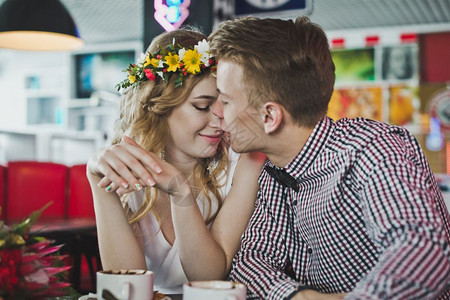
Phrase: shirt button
[
  {"left": 293, "top": 200, "right": 298, "bottom": 206},
  {"left": 308, "top": 248, "right": 313, "bottom": 254}
]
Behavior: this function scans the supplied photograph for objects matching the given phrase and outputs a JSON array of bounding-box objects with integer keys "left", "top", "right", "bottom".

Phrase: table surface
[
  {"left": 31, "top": 217, "right": 96, "bottom": 234},
  {"left": 80, "top": 293, "right": 182, "bottom": 300}
]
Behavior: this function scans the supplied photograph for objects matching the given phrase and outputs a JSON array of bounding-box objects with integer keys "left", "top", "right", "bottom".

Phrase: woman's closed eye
[{"left": 194, "top": 105, "right": 211, "bottom": 112}]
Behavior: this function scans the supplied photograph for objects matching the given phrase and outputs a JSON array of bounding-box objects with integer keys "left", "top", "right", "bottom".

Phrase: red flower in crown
[{"left": 145, "top": 69, "right": 156, "bottom": 81}]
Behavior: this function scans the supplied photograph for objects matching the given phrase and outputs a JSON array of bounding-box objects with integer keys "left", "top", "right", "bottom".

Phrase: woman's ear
[{"left": 261, "top": 102, "right": 283, "bottom": 134}]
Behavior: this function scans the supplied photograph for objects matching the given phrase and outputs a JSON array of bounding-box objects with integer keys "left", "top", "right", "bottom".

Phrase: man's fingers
[
  {"left": 122, "top": 137, "right": 163, "bottom": 174},
  {"left": 122, "top": 135, "right": 138, "bottom": 146},
  {"left": 106, "top": 145, "right": 156, "bottom": 189}
]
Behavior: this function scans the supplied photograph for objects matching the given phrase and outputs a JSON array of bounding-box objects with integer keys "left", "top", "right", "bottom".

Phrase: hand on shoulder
[{"left": 87, "top": 136, "right": 188, "bottom": 196}]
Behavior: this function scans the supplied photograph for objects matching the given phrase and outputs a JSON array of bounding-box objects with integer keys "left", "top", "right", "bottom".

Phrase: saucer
[
  {"left": 78, "top": 294, "right": 97, "bottom": 300},
  {"left": 78, "top": 293, "right": 172, "bottom": 300}
]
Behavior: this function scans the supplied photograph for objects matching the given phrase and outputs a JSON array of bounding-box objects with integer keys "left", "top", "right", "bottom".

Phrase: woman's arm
[
  {"left": 86, "top": 140, "right": 163, "bottom": 270},
  {"left": 92, "top": 137, "right": 265, "bottom": 279},
  {"left": 173, "top": 152, "right": 266, "bottom": 280},
  {"left": 87, "top": 172, "right": 147, "bottom": 270}
]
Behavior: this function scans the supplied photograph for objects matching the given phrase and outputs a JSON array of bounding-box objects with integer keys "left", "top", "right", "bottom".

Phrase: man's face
[{"left": 212, "top": 60, "right": 264, "bottom": 153}]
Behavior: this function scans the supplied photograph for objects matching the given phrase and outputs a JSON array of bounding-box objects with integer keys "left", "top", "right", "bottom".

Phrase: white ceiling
[
  {"left": 304, "top": 0, "right": 450, "bottom": 31},
  {"left": 1, "top": 0, "right": 449, "bottom": 45}
]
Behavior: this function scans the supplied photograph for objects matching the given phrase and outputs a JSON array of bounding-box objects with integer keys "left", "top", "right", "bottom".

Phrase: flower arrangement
[
  {"left": 116, "top": 39, "right": 216, "bottom": 90},
  {"left": 0, "top": 203, "right": 71, "bottom": 299}
]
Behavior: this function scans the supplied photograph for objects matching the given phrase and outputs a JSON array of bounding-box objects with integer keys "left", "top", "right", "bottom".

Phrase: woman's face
[{"left": 166, "top": 76, "right": 222, "bottom": 161}]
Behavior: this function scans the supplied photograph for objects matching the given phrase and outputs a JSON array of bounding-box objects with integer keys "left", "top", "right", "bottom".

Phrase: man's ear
[{"left": 261, "top": 101, "right": 283, "bottom": 134}]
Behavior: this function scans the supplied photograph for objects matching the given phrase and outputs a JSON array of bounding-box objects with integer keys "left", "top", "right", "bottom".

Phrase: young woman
[{"left": 86, "top": 28, "right": 264, "bottom": 294}]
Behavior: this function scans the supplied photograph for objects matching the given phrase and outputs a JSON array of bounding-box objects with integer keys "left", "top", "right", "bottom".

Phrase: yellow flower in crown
[
  {"left": 145, "top": 55, "right": 159, "bottom": 68},
  {"left": 116, "top": 39, "right": 216, "bottom": 90},
  {"left": 165, "top": 52, "right": 180, "bottom": 72},
  {"left": 182, "top": 49, "right": 202, "bottom": 74}
]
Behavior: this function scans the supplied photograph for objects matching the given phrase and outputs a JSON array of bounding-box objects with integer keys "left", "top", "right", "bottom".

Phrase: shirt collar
[{"left": 267, "top": 117, "right": 334, "bottom": 180}]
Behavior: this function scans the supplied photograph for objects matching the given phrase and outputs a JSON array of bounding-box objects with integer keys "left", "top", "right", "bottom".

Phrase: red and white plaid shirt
[{"left": 229, "top": 117, "right": 450, "bottom": 299}]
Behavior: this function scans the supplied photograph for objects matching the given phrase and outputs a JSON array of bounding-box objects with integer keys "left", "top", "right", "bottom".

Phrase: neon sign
[{"left": 154, "top": 0, "right": 191, "bottom": 32}]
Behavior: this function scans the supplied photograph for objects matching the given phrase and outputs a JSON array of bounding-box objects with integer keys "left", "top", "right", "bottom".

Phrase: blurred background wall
[{"left": 0, "top": 0, "right": 449, "bottom": 176}]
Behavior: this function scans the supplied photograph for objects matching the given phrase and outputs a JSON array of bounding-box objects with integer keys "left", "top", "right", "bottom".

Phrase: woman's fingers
[
  {"left": 98, "top": 177, "right": 112, "bottom": 189},
  {"left": 116, "top": 185, "right": 137, "bottom": 195}
]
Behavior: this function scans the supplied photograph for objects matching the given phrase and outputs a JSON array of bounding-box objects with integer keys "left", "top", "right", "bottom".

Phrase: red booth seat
[
  {"left": 2, "top": 161, "right": 100, "bottom": 294},
  {"left": 68, "top": 164, "right": 95, "bottom": 218},
  {"left": 6, "top": 161, "right": 68, "bottom": 222},
  {"left": 0, "top": 165, "right": 5, "bottom": 220}
]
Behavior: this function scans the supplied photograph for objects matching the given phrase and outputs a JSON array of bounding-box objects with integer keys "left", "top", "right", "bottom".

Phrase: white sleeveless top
[{"left": 126, "top": 150, "right": 239, "bottom": 294}]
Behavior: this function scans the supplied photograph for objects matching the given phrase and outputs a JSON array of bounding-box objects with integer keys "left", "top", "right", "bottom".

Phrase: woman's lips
[{"left": 199, "top": 134, "right": 222, "bottom": 144}]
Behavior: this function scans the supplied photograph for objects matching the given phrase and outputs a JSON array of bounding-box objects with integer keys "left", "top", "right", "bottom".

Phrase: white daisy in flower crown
[
  {"left": 116, "top": 39, "right": 216, "bottom": 90},
  {"left": 195, "top": 39, "right": 212, "bottom": 66}
]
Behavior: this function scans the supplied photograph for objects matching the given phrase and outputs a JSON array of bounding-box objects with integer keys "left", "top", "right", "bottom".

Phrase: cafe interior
[{"left": 0, "top": 0, "right": 449, "bottom": 297}]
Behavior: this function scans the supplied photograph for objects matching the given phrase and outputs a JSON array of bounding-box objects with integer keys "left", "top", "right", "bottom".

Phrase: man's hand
[{"left": 292, "top": 289, "right": 347, "bottom": 300}]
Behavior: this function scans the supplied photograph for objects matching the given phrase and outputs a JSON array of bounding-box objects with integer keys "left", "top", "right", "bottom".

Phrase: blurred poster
[
  {"left": 74, "top": 50, "right": 135, "bottom": 99},
  {"left": 328, "top": 86, "right": 383, "bottom": 121},
  {"left": 388, "top": 85, "right": 419, "bottom": 126},
  {"left": 381, "top": 45, "right": 418, "bottom": 81},
  {"left": 332, "top": 48, "right": 375, "bottom": 83}
]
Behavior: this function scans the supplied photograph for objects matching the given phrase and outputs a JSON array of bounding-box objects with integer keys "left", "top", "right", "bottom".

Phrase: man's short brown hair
[{"left": 209, "top": 16, "right": 335, "bottom": 127}]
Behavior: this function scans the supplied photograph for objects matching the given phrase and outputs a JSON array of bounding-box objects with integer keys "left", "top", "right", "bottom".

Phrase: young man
[{"left": 209, "top": 16, "right": 450, "bottom": 299}]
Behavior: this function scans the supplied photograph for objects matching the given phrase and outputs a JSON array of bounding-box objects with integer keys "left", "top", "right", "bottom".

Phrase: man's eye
[{"left": 194, "top": 105, "right": 210, "bottom": 112}]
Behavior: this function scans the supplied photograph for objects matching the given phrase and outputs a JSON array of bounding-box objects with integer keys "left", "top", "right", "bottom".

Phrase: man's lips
[{"left": 199, "top": 134, "right": 222, "bottom": 144}]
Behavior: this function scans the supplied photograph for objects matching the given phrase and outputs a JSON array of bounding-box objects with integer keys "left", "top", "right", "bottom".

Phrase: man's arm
[
  {"left": 229, "top": 193, "right": 302, "bottom": 299},
  {"left": 230, "top": 182, "right": 348, "bottom": 300},
  {"left": 348, "top": 135, "right": 450, "bottom": 298}
]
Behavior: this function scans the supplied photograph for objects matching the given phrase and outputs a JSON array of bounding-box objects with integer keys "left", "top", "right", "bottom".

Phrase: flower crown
[{"left": 116, "top": 39, "right": 216, "bottom": 90}]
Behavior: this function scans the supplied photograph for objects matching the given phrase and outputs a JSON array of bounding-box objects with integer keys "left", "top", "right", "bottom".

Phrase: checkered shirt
[{"left": 229, "top": 117, "right": 450, "bottom": 299}]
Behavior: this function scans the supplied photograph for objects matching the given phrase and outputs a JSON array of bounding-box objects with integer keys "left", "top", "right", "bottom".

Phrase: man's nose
[{"left": 211, "top": 99, "right": 224, "bottom": 119}]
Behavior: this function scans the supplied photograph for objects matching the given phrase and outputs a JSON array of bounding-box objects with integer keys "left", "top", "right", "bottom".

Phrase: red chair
[
  {"left": 68, "top": 164, "right": 100, "bottom": 293},
  {"left": 68, "top": 164, "right": 95, "bottom": 218},
  {"left": 5, "top": 161, "right": 68, "bottom": 223},
  {"left": 0, "top": 165, "right": 5, "bottom": 220}
]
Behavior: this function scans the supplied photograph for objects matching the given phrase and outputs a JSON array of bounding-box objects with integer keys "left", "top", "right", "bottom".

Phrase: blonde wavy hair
[{"left": 112, "top": 28, "right": 228, "bottom": 225}]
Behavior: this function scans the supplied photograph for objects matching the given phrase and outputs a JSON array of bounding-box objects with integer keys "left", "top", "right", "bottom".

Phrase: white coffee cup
[
  {"left": 183, "top": 280, "right": 246, "bottom": 300},
  {"left": 96, "top": 269, "right": 154, "bottom": 300}
]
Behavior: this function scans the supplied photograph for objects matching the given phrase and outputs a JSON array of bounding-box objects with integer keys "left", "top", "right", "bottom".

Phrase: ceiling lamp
[{"left": 0, "top": 0, "right": 84, "bottom": 51}]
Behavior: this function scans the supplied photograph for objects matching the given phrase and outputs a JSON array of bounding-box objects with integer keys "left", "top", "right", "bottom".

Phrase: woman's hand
[
  {"left": 87, "top": 136, "right": 190, "bottom": 197},
  {"left": 86, "top": 136, "right": 150, "bottom": 271}
]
